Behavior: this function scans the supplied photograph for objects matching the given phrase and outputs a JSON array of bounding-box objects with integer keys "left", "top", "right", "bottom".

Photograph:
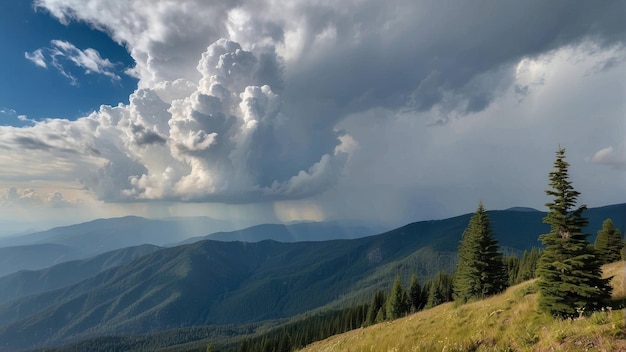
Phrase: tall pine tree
[
  {"left": 595, "top": 218, "right": 623, "bottom": 264},
  {"left": 536, "top": 147, "right": 612, "bottom": 318},
  {"left": 453, "top": 202, "right": 507, "bottom": 303}
]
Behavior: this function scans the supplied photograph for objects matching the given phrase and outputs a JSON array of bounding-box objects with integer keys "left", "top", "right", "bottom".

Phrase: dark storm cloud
[{"left": 279, "top": 1, "right": 625, "bottom": 123}]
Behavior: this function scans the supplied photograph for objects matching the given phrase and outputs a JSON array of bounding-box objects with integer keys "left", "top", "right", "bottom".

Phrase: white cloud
[
  {"left": 25, "top": 39, "right": 122, "bottom": 85},
  {"left": 24, "top": 49, "right": 47, "bottom": 68},
  {"left": 0, "top": 187, "right": 82, "bottom": 208},
  {"left": 591, "top": 146, "right": 626, "bottom": 169},
  {"left": 51, "top": 40, "right": 120, "bottom": 80}
]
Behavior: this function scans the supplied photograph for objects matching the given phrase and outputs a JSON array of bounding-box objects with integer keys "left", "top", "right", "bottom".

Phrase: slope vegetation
[
  {"left": 0, "top": 244, "right": 161, "bottom": 305},
  {"left": 300, "top": 261, "right": 626, "bottom": 352}
]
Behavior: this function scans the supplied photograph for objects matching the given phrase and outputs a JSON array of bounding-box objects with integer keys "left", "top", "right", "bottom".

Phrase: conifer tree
[
  {"left": 375, "top": 306, "right": 386, "bottom": 323},
  {"left": 537, "top": 147, "right": 612, "bottom": 318},
  {"left": 516, "top": 247, "right": 541, "bottom": 283},
  {"left": 238, "top": 338, "right": 250, "bottom": 352},
  {"left": 426, "top": 281, "right": 445, "bottom": 308},
  {"left": 595, "top": 218, "right": 623, "bottom": 264},
  {"left": 386, "top": 276, "right": 409, "bottom": 319},
  {"left": 365, "top": 290, "right": 386, "bottom": 326},
  {"left": 425, "top": 270, "right": 454, "bottom": 308},
  {"left": 420, "top": 279, "right": 432, "bottom": 308},
  {"left": 408, "top": 274, "right": 422, "bottom": 312},
  {"left": 504, "top": 255, "right": 520, "bottom": 286},
  {"left": 453, "top": 202, "right": 508, "bottom": 303}
]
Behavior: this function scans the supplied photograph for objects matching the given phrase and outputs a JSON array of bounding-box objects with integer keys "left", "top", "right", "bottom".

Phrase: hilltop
[{"left": 299, "top": 261, "right": 626, "bottom": 352}]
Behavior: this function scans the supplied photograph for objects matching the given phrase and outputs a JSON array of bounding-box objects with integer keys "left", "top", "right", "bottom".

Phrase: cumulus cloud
[
  {"left": 25, "top": 40, "right": 122, "bottom": 85},
  {"left": 122, "top": 39, "right": 346, "bottom": 201},
  {"left": 7, "top": 38, "right": 348, "bottom": 203}
]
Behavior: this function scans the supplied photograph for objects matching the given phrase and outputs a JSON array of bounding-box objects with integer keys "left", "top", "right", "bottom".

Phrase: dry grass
[{"left": 299, "top": 261, "right": 626, "bottom": 352}]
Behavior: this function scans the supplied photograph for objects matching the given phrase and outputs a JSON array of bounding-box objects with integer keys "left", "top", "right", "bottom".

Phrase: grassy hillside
[{"left": 299, "top": 261, "right": 626, "bottom": 352}]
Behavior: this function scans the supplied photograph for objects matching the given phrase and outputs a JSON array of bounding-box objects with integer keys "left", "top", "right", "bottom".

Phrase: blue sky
[
  {"left": 0, "top": 1, "right": 624, "bottom": 234},
  {"left": 0, "top": 1, "right": 136, "bottom": 123}
]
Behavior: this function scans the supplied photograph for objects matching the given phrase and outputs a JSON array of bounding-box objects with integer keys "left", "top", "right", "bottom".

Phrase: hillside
[
  {"left": 299, "top": 261, "right": 626, "bottom": 352},
  {"left": 0, "top": 244, "right": 79, "bottom": 278},
  {"left": 0, "top": 216, "right": 235, "bottom": 277},
  {"left": 178, "top": 222, "right": 384, "bottom": 244},
  {"left": 0, "top": 204, "right": 622, "bottom": 350},
  {"left": 0, "top": 244, "right": 161, "bottom": 305}
]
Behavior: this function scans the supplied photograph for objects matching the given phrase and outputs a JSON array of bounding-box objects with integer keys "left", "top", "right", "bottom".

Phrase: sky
[{"left": 0, "top": 0, "right": 624, "bottom": 235}]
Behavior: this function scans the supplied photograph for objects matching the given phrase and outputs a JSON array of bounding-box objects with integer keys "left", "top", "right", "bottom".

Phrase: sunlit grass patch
[{"left": 299, "top": 261, "right": 626, "bottom": 352}]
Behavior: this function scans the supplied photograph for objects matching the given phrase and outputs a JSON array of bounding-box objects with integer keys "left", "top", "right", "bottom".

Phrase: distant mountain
[
  {"left": 0, "top": 216, "right": 237, "bottom": 277},
  {"left": 0, "top": 244, "right": 161, "bottom": 306},
  {"left": 0, "top": 244, "right": 79, "bottom": 278},
  {"left": 505, "top": 206, "right": 540, "bottom": 212},
  {"left": 0, "top": 216, "right": 234, "bottom": 252},
  {"left": 0, "top": 204, "right": 622, "bottom": 350},
  {"left": 179, "top": 221, "right": 385, "bottom": 244}
]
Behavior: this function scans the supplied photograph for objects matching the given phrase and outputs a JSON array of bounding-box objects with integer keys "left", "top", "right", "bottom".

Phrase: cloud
[
  {"left": 3, "top": 0, "right": 623, "bottom": 224},
  {"left": 5, "top": 39, "right": 348, "bottom": 203},
  {"left": 591, "top": 146, "right": 626, "bottom": 169},
  {"left": 25, "top": 40, "right": 123, "bottom": 85},
  {"left": 24, "top": 49, "right": 47, "bottom": 68},
  {"left": 0, "top": 108, "right": 34, "bottom": 127},
  {"left": 35, "top": 0, "right": 239, "bottom": 87},
  {"left": 0, "top": 187, "right": 81, "bottom": 208},
  {"left": 33, "top": 1, "right": 622, "bottom": 117}
]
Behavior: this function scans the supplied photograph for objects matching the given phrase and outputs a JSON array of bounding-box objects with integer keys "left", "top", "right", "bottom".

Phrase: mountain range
[
  {"left": 0, "top": 216, "right": 227, "bottom": 277},
  {"left": 0, "top": 203, "right": 623, "bottom": 351},
  {"left": 0, "top": 218, "right": 380, "bottom": 278}
]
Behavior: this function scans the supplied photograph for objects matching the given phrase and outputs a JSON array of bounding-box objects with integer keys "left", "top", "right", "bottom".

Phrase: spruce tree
[
  {"left": 408, "top": 274, "right": 422, "bottom": 312},
  {"left": 420, "top": 280, "right": 432, "bottom": 308},
  {"left": 516, "top": 247, "right": 541, "bottom": 283},
  {"left": 386, "top": 276, "right": 409, "bottom": 319},
  {"left": 365, "top": 290, "right": 386, "bottom": 326},
  {"left": 426, "top": 280, "right": 445, "bottom": 308},
  {"left": 453, "top": 202, "right": 508, "bottom": 303},
  {"left": 595, "top": 218, "right": 623, "bottom": 264},
  {"left": 537, "top": 147, "right": 612, "bottom": 318},
  {"left": 375, "top": 306, "right": 386, "bottom": 323},
  {"left": 426, "top": 270, "right": 454, "bottom": 308}
]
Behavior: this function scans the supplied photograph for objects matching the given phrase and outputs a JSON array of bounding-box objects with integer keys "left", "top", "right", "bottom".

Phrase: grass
[{"left": 298, "top": 261, "right": 626, "bottom": 352}]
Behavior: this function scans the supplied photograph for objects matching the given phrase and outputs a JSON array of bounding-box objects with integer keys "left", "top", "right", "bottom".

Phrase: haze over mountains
[
  {"left": 0, "top": 216, "right": 231, "bottom": 277},
  {"left": 0, "top": 218, "right": 381, "bottom": 278},
  {"left": 0, "top": 204, "right": 623, "bottom": 351}
]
